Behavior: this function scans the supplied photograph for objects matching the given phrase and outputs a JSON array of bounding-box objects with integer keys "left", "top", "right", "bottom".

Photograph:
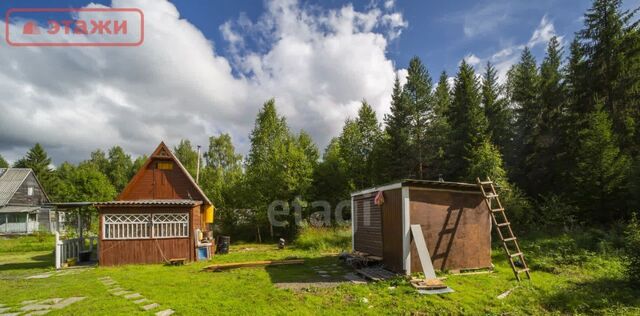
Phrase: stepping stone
[
  {"left": 98, "top": 276, "right": 112, "bottom": 280},
  {"left": 320, "top": 274, "right": 330, "bottom": 278},
  {"left": 133, "top": 298, "right": 149, "bottom": 305},
  {"left": 26, "top": 273, "right": 54, "bottom": 279},
  {"left": 108, "top": 287, "right": 124, "bottom": 292},
  {"left": 25, "top": 311, "right": 50, "bottom": 316},
  {"left": 155, "top": 309, "right": 174, "bottom": 316},
  {"left": 21, "top": 304, "right": 49, "bottom": 312},
  {"left": 52, "top": 297, "right": 85, "bottom": 309},
  {"left": 317, "top": 270, "right": 327, "bottom": 273},
  {"left": 102, "top": 280, "right": 116, "bottom": 285},
  {"left": 142, "top": 303, "right": 159, "bottom": 311},
  {"left": 39, "top": 298, "right": 63, "bottom": 305},
  {"left": 124, "top": 293, "right": 142, "bottom": 299},
  {"left": 0, "top": 308, "right": 9, "bottom": 313},
  {"left": 112, "top": 291, "right": 131, "bottom": 296},
  {"left": 0, "top": 313, "right": 21, "bottom": 316},
  {"left": 21, "top": 300, "right": 38, "bottom": 305}
]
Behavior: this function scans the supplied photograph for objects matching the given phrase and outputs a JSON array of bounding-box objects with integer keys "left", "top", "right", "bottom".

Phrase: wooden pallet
[
  {"left": 410, "top": 278, "right": 447, "bottom": 290},
  {"left": 203, "top": 259, "right": 304, "bottom": 271},
  {"left": 356, "top": 266, "right": 396, "bottom": 281}
]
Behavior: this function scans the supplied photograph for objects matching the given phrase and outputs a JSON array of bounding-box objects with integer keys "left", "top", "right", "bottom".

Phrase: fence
[{"left": 54, "top": 232, "right": 98, "bottom": 269}]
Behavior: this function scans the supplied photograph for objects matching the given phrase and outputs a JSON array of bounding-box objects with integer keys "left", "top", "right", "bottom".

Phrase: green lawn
[{"left": 0, "top": 233, "right": 638, "bottom": 315}]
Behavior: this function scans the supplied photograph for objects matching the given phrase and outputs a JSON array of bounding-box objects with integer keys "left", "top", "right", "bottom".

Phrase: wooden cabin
[
  {"left": 0, "top": 168, "right": 54, "bottom": 234},
  {"left": 95, "top": 142, "right": 214, "bottom": 266},
  {"left": 350, "top": 180, "right": 491, "bottom": 275}
]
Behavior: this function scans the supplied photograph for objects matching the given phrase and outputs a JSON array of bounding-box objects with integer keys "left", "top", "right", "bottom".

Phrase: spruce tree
[
  {"left": 447, "top": 60, "right": 488, "bottom": 181},
  {"left": 14, "top": 143, "right": 54, "bottom": 191},
  {"left": 482, "top": 62, "right": 512, "bottom": 154},
  {"left": 383, "top": 75, "right": 411, "bottom": 180},
  {"left": 529, "top": 36, "right": 567, "bottom": 195},
  {"left": 578, "top": 0, "right": 640, "bottom": 151},
  {"left": 571, "top": 109, "right": 630, "bottom": 222},
  {"left": 507, "top": 47, "right": 540, "bottom": 191},
  {"left": 427, "top": 71, "right": 452, "bottom": 179},
  {"left": 403, "top": 57, "right": 434, "bottom": 179}
]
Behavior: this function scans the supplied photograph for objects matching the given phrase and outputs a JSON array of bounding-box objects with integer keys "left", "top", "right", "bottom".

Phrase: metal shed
[{"left": 350, "top": 179, "right": 492, "bottom": 275}]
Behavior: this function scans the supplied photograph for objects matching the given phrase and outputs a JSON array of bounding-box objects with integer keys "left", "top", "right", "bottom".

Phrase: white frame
[
  {"left": 102, "top": 212, "right": 190, "bottom": 240},
  {"left": 152, "top": 213, "right": 189, "bottom": 239}
]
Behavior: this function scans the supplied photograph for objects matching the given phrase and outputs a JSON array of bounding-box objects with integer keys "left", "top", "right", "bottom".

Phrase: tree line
[{"left": 1, "top": 0, "right": 638, "bottom": 239}]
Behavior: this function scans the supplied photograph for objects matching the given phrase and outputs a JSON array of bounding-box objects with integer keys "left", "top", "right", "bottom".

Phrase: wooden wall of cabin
[
  {"left": 381, "top": 189, "right": 403, "bottom": 273},
  {"left": 353, "top": 192, "right": 383, "bottom": 257},
  {"left": 98, "top": 206, "right": 195, "bottom": 266},
  {"left": 9, "top": 173, "right": 49, "bottom": 206},
  {"left": 119, "top": 158, "right": 204, "bottom": 201},
  {"left": 408, "top": 188, "right": 491, "bottom": 272}
]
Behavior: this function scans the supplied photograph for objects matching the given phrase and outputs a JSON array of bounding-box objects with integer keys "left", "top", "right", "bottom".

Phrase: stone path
[
  {"left": 25, "top": 269, "right": 90, "bottom": 279},
  {"left": 0, "top": 297, "right": 85, "bottom": 316},
  {"left": 98, "top": 276, "right": 174, "bottom": 316}
]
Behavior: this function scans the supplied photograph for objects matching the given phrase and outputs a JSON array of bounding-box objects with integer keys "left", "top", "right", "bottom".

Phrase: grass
[
  {"left": 294, "top": 226, "right": 351, "bottom": 252},
  {"left": 0, "top": 230, "right": 638, "bottom": 315},
  {"left": 0, "top": 234, "right": 56, "bottom": 253}
]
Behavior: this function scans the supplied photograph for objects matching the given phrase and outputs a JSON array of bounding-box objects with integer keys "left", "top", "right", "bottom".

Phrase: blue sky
[{"left": 0, "top": 0, "right": 638, "bottom": 164}]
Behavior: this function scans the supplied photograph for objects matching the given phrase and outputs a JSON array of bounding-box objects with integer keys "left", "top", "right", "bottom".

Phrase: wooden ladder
[{"left": 476, "top": 177, "right": 531, "bottom": 281}]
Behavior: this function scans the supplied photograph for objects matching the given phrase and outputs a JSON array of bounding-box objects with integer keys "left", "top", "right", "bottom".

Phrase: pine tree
[
  {"left": 482, "top": 62, "right": 512, "bottom": 154},
  {"left": 403, "top": 57, "right": 433, "bottom": 179},
  {"left": 507, "top": 47, "right": 540, "bottom": 190},
  {"left": 528, "top": 36, "right": 567, "bottom": 195},
  {"left": 0, "top": 154, "right": 8, "bottom": 168},
  {"left": 383, "top": 75, "right": 411, "bottom": 180},
  {"left": 570, "top": 109, "right": 630, "bottom": 222},
  {"left": 578, "top": 0, "right": 640, "bottom": 152},
  {"left": 447, "top": 60, "right": 488, "bottom": 181}
]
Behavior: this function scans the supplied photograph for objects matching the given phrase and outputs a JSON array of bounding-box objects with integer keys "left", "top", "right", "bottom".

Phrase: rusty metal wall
[{"left": 409, "top": 188, "right": 491, "bottom": 272}]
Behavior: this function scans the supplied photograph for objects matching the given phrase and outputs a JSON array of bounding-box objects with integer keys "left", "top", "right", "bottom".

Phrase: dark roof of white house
[{"left": 0, "top": 168, "right": 33, "bottom": 206}]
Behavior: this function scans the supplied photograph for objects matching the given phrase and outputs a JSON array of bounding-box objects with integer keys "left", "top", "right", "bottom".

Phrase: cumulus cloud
[
  {"left": 462, "top": 14, "right": 560, "bottom": 82},
  {"left": 0, "top": 0, "right": 406, "bottom": 164}
]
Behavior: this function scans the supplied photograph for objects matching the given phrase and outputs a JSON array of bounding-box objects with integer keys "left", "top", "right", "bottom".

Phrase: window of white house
[
  {"left": 102, "top": 213, "right": 189, "bottom": 240},
  {"left": 27, "top": 187, "right": 34, "bottom": 196}
]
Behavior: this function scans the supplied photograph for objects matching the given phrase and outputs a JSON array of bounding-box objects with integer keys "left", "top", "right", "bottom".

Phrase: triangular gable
[
  {"left": 0, "top": 168, "right": 50, "bottom": 206},
  {"left": 117, "top": 142, "right": 212, "bottom": 205}
]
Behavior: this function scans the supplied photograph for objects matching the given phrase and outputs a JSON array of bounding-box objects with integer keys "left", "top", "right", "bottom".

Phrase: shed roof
[
  {"left": 0, "top": 168, "right": 33, "bottom": 206},
  {"left": 351, "top": 179, "right": 481, "bottom": 196},
  {"left": 95, "top": 199, "right": 203, "bottom": 207},
  {"left": 0, "top": 206, "right": 41, "bottom": 213}
]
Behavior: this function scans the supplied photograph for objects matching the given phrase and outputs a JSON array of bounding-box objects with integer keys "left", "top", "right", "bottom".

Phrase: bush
[
  {"left": 500, "top": 185, "right": 533, "bottom": 228},
  {"left": 294, "top": 225, "right": 351, "bottom": 252},
  {"left": 535, "top": 194, "right": 580, "bottom": 230},
  {"left": 624, "top": 213, "right": 640, "bottom": 286}
]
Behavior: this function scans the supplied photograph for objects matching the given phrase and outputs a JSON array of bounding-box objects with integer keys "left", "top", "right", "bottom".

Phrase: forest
[{"left": 1, "top": 0, "right": 639, "bottom": 281}]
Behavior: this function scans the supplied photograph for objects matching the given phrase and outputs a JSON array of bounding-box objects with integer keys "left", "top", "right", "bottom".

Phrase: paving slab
[
  {"left": 142, "top": 303, "right": 159, "bottom": 311},
  {"left": 38, "top": 298, "right": 63, "bottom": 305},
  {"left": 21, "top": 300, "right": 38, "bottom": 305},
  {"left": 155, "top": 309, "right": 174, "bottom": 316},
  {"left": 124, "top": 293, "right": 142, "bottom": 299},
  {"left": 133, "top": 298, "right": 149, "bottom": 305},
  {"left": 52, "top": 297, "right": 85, "bottom": 309},
  {"left": 25, "top": 310, "right": 50, "bottom": 315},
  {"left": 112, "top": 291, "right": 131, "bottom": 296},
  {"left": 0, "top": 308, "right": 9, "bottom": 313},
  {"left": 0, "top": 313, "right": 21, "bottom": 316},
  {"left": 21, "top": 304, "right": 50, "bottom": 312},
  {"left": 26, "top": 273, "right": 54, "bottom": 279}
]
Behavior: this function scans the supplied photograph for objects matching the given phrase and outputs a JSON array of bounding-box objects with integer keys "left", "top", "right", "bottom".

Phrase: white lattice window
[
  {"left": 152, "top": 213, "right": 189, "bottom": 238},
  {"left": 103, "top": 214, "right": 151, "bottom": 240}
]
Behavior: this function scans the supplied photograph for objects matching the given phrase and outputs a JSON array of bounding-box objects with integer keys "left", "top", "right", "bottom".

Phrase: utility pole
[{"left": 196, "top": 145, "right": 201, "bottom": 184}]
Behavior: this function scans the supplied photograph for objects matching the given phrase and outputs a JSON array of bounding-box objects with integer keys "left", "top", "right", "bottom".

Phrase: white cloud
[
  {"left": 0, "top": 0, "right": 406, "bottom": 164},
  {"left": 528, "top": 15, "right": 561, "bottom": 47},
  {"left": 464, "top": 53, "right": 481, "bottom": 66}
]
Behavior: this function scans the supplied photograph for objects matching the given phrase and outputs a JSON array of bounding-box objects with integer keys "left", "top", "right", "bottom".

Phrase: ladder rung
[
  {"left": 491, "top": 208, "right": 504, "bottom": 212},
  {"left": 485, "top": 194, "right": 499, "bottom": 198},
  {"left": 503, "top": 237, "right": 517, "bottom": 242},
  {"left": 479, "top": 181, "right": 493, "bottom": 185},
  {"left": 516, "top": 268, "right": 530, "bottom": 273},
  {"left": 497, "top": 222, "right": 510, "bottom": 227},
  {"left": 510, "top": 252, "right": 523, "bottom": 258}
]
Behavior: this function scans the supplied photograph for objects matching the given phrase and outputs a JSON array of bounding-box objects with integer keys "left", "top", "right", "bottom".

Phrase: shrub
[
  {"left": 535, "top": 194, "right": 580, "bottom": 230},
  {"left": 500, "top": 185, "right": 533, "bottom": 228},
  {"left": 294, "top": 225, "right": 351, "bottom": 252},
  {"left": 624, "top": 213, "right": 640, "bottom": 286}
]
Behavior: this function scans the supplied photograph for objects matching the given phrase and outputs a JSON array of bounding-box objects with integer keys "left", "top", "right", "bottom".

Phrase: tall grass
[
  {"left": 0, "top": 233, "right": 55, "bottom": 253},
  {"left": 294, "top": 226, "right": 351, "bottom": 252}
]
